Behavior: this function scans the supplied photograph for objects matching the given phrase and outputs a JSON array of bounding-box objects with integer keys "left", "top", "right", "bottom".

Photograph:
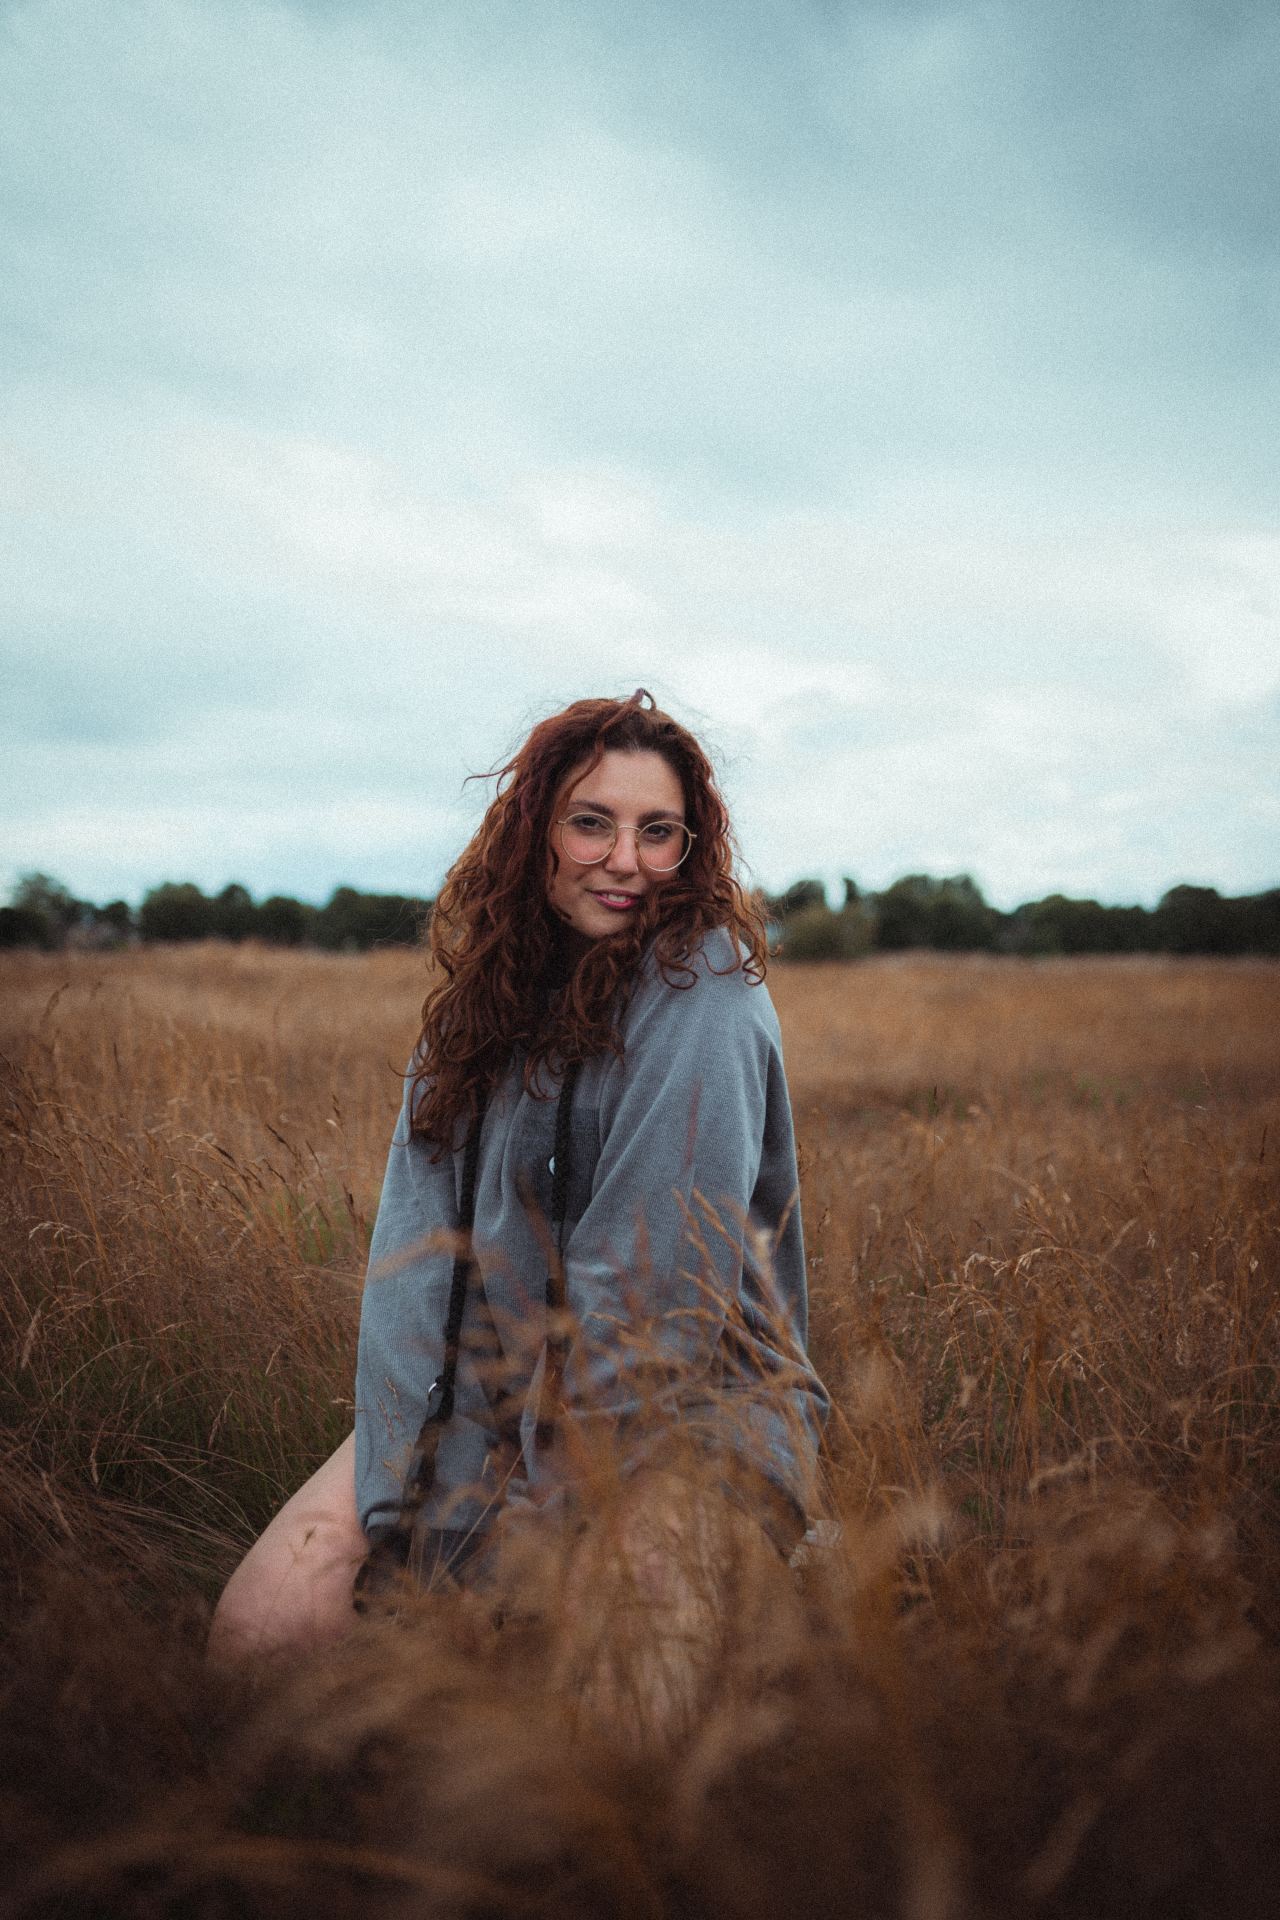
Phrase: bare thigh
[
  {"left": 207, "top": 1431, "right": 366, "bottom": 1666},
  {"left": 551, "top": 1468, "right": 802, "bottom": 1751}
]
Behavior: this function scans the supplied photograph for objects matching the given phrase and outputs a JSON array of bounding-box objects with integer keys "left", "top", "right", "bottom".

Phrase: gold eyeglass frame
[{"left": 555, "top": 813, "right": 696, "bottom": 873}]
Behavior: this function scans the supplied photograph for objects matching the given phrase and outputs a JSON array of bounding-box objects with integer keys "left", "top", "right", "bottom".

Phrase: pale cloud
[
  {"left": 2, "top": 0, "right": 1277, "bottom": 910},
  {"left": 1158, "top": 533, "right": 1280, "bottom": 707}
]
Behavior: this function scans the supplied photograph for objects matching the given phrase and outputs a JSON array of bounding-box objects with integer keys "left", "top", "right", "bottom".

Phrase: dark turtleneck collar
[{"left": 546, "top": 921, "right": 594, "bottom": 991}]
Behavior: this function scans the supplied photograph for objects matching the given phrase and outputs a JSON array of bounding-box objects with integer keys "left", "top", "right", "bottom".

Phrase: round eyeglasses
[{"left": 556, "top": 811, "right": 695, "bottom": 872}]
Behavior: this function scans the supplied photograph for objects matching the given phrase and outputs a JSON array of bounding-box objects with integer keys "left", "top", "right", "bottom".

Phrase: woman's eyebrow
[{"left": 569, "top": 798, "right": 684, "bottom": 822}]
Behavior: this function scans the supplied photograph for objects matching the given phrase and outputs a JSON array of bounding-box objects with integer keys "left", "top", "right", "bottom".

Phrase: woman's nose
[{"left": 604, "top": 827, "right": 642, "bottom": 876}]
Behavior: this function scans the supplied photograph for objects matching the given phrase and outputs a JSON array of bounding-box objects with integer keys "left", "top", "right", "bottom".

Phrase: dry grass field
[{"left": 2, "top": 943, "right": 1278, "bottom": 1918}]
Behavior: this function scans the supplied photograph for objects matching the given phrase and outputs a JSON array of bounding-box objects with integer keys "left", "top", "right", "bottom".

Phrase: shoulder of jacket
[{"left": 629, "top": 928, "right": 775, "bottom": 1032}]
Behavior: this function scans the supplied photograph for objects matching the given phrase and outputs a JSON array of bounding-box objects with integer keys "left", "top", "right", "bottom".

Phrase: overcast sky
[{"left": 3, "top": 0, "right": 1277, "bottom": 911}]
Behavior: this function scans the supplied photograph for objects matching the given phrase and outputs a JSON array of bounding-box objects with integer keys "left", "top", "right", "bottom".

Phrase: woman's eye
[
  {"left": 570, "top": 814, "right": 610, "bottom": 835},
  {"left": 640, "top": 823, "right": 676, "bottom": 845}
]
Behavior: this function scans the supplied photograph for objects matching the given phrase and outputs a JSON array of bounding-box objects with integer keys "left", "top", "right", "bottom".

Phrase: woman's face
[{"left": 546, "top": 748, "right": 687, "bottom": 941}]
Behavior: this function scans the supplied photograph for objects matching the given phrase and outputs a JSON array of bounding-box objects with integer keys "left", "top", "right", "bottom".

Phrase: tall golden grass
[{"left": 2, "top": 944, "right": 1278, "bottom": 1918}]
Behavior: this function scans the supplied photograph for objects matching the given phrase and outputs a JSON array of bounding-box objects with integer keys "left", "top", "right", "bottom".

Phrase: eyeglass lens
[{"left": 560, "top": 815, "right": 691, "bottom": 870}]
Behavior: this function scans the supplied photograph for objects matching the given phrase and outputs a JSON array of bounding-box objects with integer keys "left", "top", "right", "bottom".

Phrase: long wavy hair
[{"left": 411, "top": 689, "right": 767, "bottom": 1150}]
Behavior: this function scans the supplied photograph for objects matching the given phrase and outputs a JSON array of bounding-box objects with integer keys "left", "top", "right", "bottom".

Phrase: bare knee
[
  {"left": 611, "top": 1469, "right": 765, "bottom": 1603},
  {"left": 208, "top": 1434, "right": 365, "bottom": 1667}
]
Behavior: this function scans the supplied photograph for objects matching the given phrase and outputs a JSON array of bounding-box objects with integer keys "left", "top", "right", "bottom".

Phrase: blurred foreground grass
[{"left": 2, "top": 945, "right": 1278, "bottom": 1918}]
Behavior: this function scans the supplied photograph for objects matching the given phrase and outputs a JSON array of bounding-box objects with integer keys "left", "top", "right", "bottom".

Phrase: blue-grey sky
[{"left": 3, "top": 0, "right": 1277, "bottom": 910}]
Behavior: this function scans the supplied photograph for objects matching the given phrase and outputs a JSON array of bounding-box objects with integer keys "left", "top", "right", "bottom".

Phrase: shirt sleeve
[
  {"left": 552, "top": 950, "right": 820, "bottom": 1508},
  {"left": 352, "top": 1077, "right": 497, "bottom": 1536}
]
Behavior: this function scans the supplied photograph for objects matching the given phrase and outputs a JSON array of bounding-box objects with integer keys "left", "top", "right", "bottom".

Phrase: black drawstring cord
[
  {"left": 354, "top": 1066, "right": 579, "bottom": 1609},
  {"left": 422, "top": 1104, "right": 486, "bottom": 1435},
  {"left": 537, "top": 1059, "right": 581, "bottom": 1453},
  {"left": 353, "top": 1094, "right": 488, "bottom": 1605}
]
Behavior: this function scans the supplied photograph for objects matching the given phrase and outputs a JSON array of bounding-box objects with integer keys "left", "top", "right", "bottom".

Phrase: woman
[{"left": 210, "top": 691, "right": 828, "bottom": 1726}]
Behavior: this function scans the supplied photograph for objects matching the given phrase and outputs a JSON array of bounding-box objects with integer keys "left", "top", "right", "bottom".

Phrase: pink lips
[{"left": 590, "top": 891, "right": 640, "bottom": 911}]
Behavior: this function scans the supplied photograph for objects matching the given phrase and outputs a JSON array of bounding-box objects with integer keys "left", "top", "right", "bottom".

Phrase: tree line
[
  {"left": 766, "top": 874, "right": 1280, "bottom": 959},
  {"left": 2, "top": 869, "right": 1278, "bottom": 959},
  {"left": 0, "top": 876, "right": 430, "bottom": 954}
]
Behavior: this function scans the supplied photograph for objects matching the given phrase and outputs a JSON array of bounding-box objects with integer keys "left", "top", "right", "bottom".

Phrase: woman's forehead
[{"left": 560, "top": 749, "right": 684, "bottom": 814}]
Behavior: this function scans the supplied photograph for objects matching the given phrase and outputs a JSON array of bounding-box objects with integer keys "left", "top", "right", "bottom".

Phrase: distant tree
[
  {"left": 0, "top": 905, "right": 54, "bottom": 949},
  {"left": 1000, "top": 901, "right": 1059, "bottom": 957},
  {"left": 873, "top": 874, "right": 1000, "bottom": 952},
  {"left": 1236, "top": 889, "right": 1280, "bottom": 956},
  {"left": 139, "top": 883, "right": 214, "bottom": 942},
  {"left": 1152, "top": 885, "right": 1238, "bottom": 956},
  {"left": 1150, "top": 885, "right": 1280, "bottom": 957},
  {"left": 778, "top": 900, "right": 876, "bottom": 963},
  {"left": 95, "top": 899, "right": 134, "bottom": 938},
  {"left": 1002, "top": 895, "right": 1153, "bottom": 957},
  {"left": 1104, "top": 905, "right": 1155, "bottom": 953},
  {"left": 315, "top": 886, "right": 429, "bottom": 951},
  {"left": 764, "top": 878, "right": 828, "bottom": 923},
  {"left": 210, "top": 883, "right": 256, "bottom": 942},
  {"left": 10, "top": 872, "right": 84, "bottom": 947},
  {"left": 257, "top": 894, "right": 314, "bottom": 946},
  {"left": 928, "top": 875, "right": 1000, "bottom": 951},
  {"left": 777, "top": 905, "right": 847, "bottom": 962},
  {"left": 758, "top": 879, "right": 828, "bottom": 954},
  {"left": 873, "top": 875, "right": 932, "bottom": 950},
  {"left": 841, "top": 896, "right": 878, "bottom": 957}
]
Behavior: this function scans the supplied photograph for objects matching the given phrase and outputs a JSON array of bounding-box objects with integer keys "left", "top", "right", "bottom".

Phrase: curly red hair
[{"left": 411, "top": 689, "right": 767, "bottom": 1150}]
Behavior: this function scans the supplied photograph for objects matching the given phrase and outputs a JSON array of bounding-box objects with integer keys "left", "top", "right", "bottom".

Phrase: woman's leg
[
  {"left": 207, "top": 1431, "right": 366, "bottom": 1667},
  {"left": 551, "top": 1467, "right": 802, "bottom": 1752}
]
